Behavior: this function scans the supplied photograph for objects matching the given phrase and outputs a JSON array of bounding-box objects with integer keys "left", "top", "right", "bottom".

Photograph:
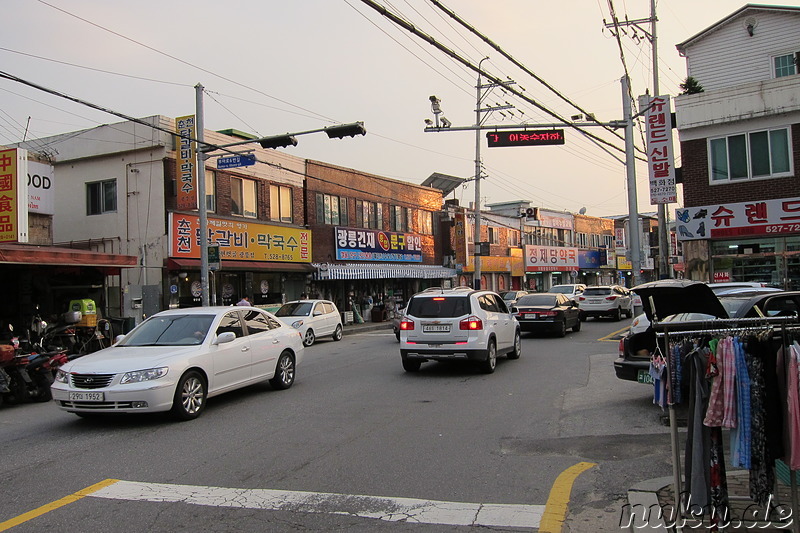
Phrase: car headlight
[
  {"left": 120, "top": 367, "right": 169, "bottom": 384},
  {"left": 54, "top": 369, "right": 69, "bottom": 383},
  {"left": 291, "top": 320, "right": 304, "bottom": 329}
]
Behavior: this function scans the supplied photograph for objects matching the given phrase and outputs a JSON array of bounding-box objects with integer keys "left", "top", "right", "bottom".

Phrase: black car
[
  {"left": 614, "top": 283, "right": 800, "bottom": 383},
  {"left": 514, "top": 292, "right": 581, "bottom": 337}
]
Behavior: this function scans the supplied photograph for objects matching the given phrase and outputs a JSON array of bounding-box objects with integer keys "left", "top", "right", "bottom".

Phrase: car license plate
[
  {"left": 637, "top": 370, "right": 654, "bottom": 385},
  {"left": 589, "top": 299, "right": 601, "bottom": 304},
  {"left": 69, "top": 391, "right": 104, "bottom": 402},
  {"left": 523, "top": 312, "right": 537, "bottom": 319},
  {"left": 423, "top": 324, "right": 450, "bottom": 333}
]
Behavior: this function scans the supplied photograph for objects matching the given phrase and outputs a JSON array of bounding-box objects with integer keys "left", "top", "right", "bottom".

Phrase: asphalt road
[{"left": 0, "top": 318, "right": 673, "bottom": 532}]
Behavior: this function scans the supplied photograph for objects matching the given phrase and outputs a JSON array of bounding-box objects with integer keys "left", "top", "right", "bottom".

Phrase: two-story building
[{"left": 674, "top": 5, "right": 800, "bottom": 288}]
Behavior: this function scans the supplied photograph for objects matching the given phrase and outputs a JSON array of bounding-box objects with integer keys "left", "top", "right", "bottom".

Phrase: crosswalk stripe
[{"left": 90, "top": 480, "right": 545, "bottom": 528}]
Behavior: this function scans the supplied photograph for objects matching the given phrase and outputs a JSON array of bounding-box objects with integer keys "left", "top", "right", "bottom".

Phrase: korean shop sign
[
  {"left": 169, "top": 213, "right": 311, "bottom": 262},
  {"left": 675, "top": 197, "right": 800, "bottom": 240},
  {"left": 524, "top": 245, "right": 579, "bottom": 272},
  {"left": 641, "top": 95, "right": 677, "bottom": 205},
  {"left": 175, "top": 115, "right": 197, "bottom": 211},
  {"left": 335, "top": 226, "right": 422, "bottom": 262},
  {"left": 0, "top": 148, "right": 28, "bottom": 243}
]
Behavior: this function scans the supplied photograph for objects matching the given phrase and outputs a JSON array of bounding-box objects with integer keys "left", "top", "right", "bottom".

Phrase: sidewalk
[{"left": 342, "top": 319, "right": 393, "bottom": 336}]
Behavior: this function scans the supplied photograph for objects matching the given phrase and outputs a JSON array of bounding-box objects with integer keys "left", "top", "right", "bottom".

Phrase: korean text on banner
[
  {"left": 642, "top": 95, "right": 677, "bottom": 205},
  {"left": 175, "top": 115, "right": 198, "bottom": 211},
  {"left": 0, "top": 148, "right": 29, "bottom": 243}
]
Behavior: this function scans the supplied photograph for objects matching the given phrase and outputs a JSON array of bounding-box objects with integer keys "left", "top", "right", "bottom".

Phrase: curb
[{"left": 342, "top": 323, "right": 393, "bottom": 336}]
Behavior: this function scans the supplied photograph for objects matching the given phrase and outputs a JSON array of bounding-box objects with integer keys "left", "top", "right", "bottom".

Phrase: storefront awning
[
  {"left": 0, "top": 243, "right": 138, "bottom": 268},
  {"left": 167, "top": 258, "right": 314, "bottom": 272},
  {"left": 313, "top": 263, "right": 457, "bottom": 280}
]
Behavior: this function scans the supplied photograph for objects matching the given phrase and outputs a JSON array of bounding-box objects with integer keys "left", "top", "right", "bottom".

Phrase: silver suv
[{"left": 399, "top": 287, "right": 521, "bottom": 373}]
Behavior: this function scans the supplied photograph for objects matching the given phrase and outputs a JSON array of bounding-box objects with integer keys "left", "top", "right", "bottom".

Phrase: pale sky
[{"left": 2, "top": 1, "right": 798, "bottom": 217}]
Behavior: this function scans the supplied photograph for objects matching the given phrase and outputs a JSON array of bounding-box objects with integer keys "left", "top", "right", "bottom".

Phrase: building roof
[
  {"left": 676, "top": 4, "right": 800, "bottom": 54},
  {"left": 421, "top": 172, "right": 466, "bottom": 196}
]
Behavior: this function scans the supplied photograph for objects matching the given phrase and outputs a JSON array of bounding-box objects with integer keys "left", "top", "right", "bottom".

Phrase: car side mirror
[
  {"left": 510, "top": 306, "right": 518, "bottom": 314},
  {"left": 214, "top": 331, "right": 236, "bottom": 345},
  {"left": 114, "top": 334, "right": 126, "bottom": 344}
]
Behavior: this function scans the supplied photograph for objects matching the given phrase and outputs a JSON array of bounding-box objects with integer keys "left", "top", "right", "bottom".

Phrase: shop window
[
  {"left": 709, "top": 127, "right": 792, "bottom": 182},
  {"left": 773, "top": 52, "right": 798, "bottom": 78},
  {"left": 316, "top": 193, "right": 347, "bottom": 225},
  {"left": 86, "top": 179, "right": 117, "bottom": 215},
  {"left": 205, "top": 169, "right": 216, "bottom": 213},
  {"left": 232, "top": 177, "right": 257, "bottom": 218},
  {"left": 270, "top": 185, "right": 293, "bottom": 223}
]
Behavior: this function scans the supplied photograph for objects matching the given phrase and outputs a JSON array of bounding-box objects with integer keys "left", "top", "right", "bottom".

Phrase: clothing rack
[{"left": 651, "top": 314, "right": 800, "bottom": 532}]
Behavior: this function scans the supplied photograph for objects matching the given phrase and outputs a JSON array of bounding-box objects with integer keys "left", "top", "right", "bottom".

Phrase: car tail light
[
  {"left": 578, "top": 296, "right": 585, "bottom": 301},
  {"left": 619, "top": 338, "right": 625, "bottom": 356},
  {"left": 605, "top": 295, "right": 618, "bottom": 301},
  {"left": 400, "top": 320, "right": 414, "bottom": 331},
  {"left": 459, "top": 315, "right": 483, "bottom": 330},
  {"left": 540, "top": 311, "right": 557, "bottom": 317}
]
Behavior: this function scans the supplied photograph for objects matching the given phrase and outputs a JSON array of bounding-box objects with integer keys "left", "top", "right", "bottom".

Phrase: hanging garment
[
  {"left": 730, "top": 337, "right": 751, "bottom": 469},
  {"left": 684, "top": 345, "right": 712, "bottom": 514},
  {"left": 704, "top": 338, "right": 725, "bottom": 427},
  {"left": 788, "top": 342, "right": 800, "bottom": 470},
  {"left": 720, "top": 337, "right": 737, "bottom": 429},
  {"left": 709, "top": 426, "right": 729, "bottom": 530},
  {"left": 746, "top": 334, "right": 773, "bottom": 506},
  {"left": 650, "top": 349, "right": 668, "bottom": 409}
]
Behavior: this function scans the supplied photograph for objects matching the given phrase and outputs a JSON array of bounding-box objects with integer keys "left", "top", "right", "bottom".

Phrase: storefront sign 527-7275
[{"left": 675, "top": 197, "right": 800, "bottom": 240}]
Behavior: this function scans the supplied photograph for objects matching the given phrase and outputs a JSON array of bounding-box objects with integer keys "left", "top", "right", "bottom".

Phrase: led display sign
[{"left": 486, "top": 129, "right": 565, "bottom": 147}]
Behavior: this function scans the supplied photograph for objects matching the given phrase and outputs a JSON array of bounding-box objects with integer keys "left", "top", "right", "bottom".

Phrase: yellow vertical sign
[
  {"left": 0, "top": 148, "right": 28, "bottom": 243},
  {"left": 175, "top": 115, "right": 198, "bottom": 211}
]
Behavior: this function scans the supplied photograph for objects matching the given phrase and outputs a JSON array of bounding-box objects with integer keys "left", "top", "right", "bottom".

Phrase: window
[
  {"left": 576, "top": 233, "right": 588, "bottom": 247},
  {"left": 86, "top": 179, "right": 117, "bottom": 215},
  {"left": 231, "top": 177, "right": 257, "bottom": 218},
  {"left": 709, "top": 127, "right": 791, "bottom": 182},
  {"left": 419, "top": 211, "right": 433, "bottom": 235},
  {"left": 774, "top": 52, "right": 798, "bottom": 78},
  {"left": 391, "top": 205, "right": 410, "bottom": 232},
  {"left": 205, "top": 170, "right": 216, "bottom": 213},
  {"left": 488, "top": 227, "right": 499, "bottom": 244},
  {"left": 508, "top": 228, "right": 519, "bottom": 247},
  {"left": 270, "top": 185, "right": 293, "bottom": 223},
  {"left": 315, "top": 193, "right": 348, "bottom": 225},
  {"left": 243, "top": 310, "right": 271, "bottom": 335},
  {"left": 356, "top": 200, "right": 382, "bottom": 229},
  {"left": 216, "top": 311, "right": 244, "bottom": 338}
]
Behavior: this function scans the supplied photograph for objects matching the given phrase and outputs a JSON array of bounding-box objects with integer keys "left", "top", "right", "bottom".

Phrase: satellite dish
[{"left": 579, "top": 207, "right": 587, "bottom": 215}]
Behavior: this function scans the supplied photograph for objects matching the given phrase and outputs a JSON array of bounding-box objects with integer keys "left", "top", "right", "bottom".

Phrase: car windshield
[
  {"left": 407, "top": 296, "right": 470, "bottom": 318},
  {"left": 120, "top": 314, "right": 215, "bottom": 346},
  {"left": 502, "top": 292, "right": 518, "bottom": 301},
  {"left": 583, "top": 288, "right": 611, "bottom": 296},
  {"left": 276, "top": 302, "right": 313, "bottom": 317},
  {"left": 550, "top": 286, "right": 573, "bottom": 294},
  {"left": 517, "top": 294, "right": 557, "bottom": 306}
]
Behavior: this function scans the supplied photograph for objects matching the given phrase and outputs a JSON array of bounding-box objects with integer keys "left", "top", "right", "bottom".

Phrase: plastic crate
[{"left": 77, "top": 313, "right": 97, "bottom": 328}]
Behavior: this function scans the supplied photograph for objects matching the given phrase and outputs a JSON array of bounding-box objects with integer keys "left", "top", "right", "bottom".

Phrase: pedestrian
[{"left": 236, "top": 296, "right": 250, "bottom": 306}]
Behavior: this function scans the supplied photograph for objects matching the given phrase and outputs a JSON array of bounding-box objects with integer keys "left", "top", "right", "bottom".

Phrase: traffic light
[
  {"left": 324, "top": 122, "right": 366, "bottom": 139},
  {"left": 259, "top": 135, "right": 298, "bottom": 149}
]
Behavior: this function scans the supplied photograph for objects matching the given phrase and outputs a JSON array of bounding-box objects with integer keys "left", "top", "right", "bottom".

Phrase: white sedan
[{"left": 51, "top": 306, "right": 304, "bottom": 421}]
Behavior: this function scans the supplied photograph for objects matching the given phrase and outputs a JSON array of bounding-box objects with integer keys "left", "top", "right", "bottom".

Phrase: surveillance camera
[
  {"left": 429, "top": 95, "right": 439, "bottom": 103},
  {"left": 440, "top": 117, "right": 452, "bottom": 128}
]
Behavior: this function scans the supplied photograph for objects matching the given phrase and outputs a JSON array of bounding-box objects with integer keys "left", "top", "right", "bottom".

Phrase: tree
[{"left": 679, "top": 76, "right": 704, "bottom": 95}]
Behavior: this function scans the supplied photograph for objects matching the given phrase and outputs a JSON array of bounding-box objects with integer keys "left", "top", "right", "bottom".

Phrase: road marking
[
  {"left": 88, "top": 480, "right": 546, "bottom": 528},
  {"left": 0, "top": 478, "right": 119, "bottom": 532},
  {"left": 538, "top": 462, "right": 596, "bottom": 533},
  {"left": 599, "top": 326, "right": 629, "bottom": 342}
]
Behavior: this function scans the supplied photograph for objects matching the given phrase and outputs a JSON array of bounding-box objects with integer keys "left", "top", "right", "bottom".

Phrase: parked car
[
  {"left": 399, "top": 287, "right": 521, "bottom": 373},
  {"left": 513, "top": 292, "right": 581, "bottom": 337},
  {"left": 549, "top": 283, "right": 586, "bottom": 303},
  {"left": 51, "top": 306, "right": 304, "bottom": 420},
  {"left": 499, "top": 290, "right": 529, "bottom": 308},
  {"left": 577, "top": 285, "right": 633, "bottom": 321},
  {"left": 275, "top": 299, "right": 343, "bottom": 347},
  {"left": 614, "top": 283, "right": 800, "bottom": 383}
]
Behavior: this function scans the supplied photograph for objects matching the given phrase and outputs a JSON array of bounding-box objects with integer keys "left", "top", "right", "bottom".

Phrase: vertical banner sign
[
  {"left": 175, "top": 115, "right": 198, "bottom": 211},
  {"left": 642, "top": 95, "right": 677, "bottom": 205},
  {"left": 0, "top": 148, "right": 29, "bottom": 243}
]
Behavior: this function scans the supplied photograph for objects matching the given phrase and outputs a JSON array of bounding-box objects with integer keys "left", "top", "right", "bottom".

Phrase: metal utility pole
[
  {"left": 195, "top": 83, "right": 210, "bottom": 307},
  {"left": 473, "top": 58, "right": 487, "bottom": 290},
  {"left": 622, "top": 76, "right": 642, "bottom": 288}
]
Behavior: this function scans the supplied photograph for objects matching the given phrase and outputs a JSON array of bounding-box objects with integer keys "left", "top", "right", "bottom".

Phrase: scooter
[{"left": 0, "top": 322, "right": 69, "bottom": 406}]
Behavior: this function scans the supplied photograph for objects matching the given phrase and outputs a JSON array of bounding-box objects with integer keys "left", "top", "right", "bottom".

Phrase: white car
[
  {"left": 577, "top": 285, "right": 633, "bottom": 321},
  {"left": 399, "top": 287, "right": 521, "bottom": 374},
  {"left": 51, "top": 307, "right": 304, "bottom": 420},
  {"left": 275, "top": 299, "right": 343, "bottom": 347},
  {"left": 549, "top": 283, "right": 587, "bottom": 302}
]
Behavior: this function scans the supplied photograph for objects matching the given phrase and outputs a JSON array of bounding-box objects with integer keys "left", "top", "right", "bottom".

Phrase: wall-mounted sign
[
  {"left": 487, "top": 130, "right": 565, "bottom": 147},
  {"left": 335, "top": 226, "right": 422, "bottom": 262},
  {"left": 676, "top": 197, "right": 800, "bottom": 240},
  {"left": 27, "top": 160, "right": 54, "bottom": 215},
  {"left": 169, "top": 213, "right": 311, "bottom": 263},
  {"left": 524, "top": 245, "right": 579, "bottom": 272},
  {"left": 641, "top": 95, "right": 677, "bottom": 204},
  {"left": 175, "top": 115, "right": 198, "bottom": 211},
  {"left": 0, "top": 148, "right": 29, "bottom": 243}
]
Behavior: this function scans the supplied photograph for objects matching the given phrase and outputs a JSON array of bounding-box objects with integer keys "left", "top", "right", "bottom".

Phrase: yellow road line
[
  {"left": 598, "top": 326, "right": 629, "bottom": 342},
  {"left": 0, "top": 479, "right": 119, "bottom": 532},
  {"left": 538, "top": 462, "right": 596, "bottom": 533}
]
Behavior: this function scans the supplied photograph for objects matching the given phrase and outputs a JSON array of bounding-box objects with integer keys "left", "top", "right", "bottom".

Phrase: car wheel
[
  {"left": 332, "top": 324, "right": 343, "bottom": 342},
  {"left": 402, "top": 357, "right": 421, "bottom": 372},
  {"left": 302, "top": 329, "right": 315, "bottom": 347},
  {"left": 32, "top": 374, "right": 53, "bottom": 402},
  {"left": 269, "top": 351, "right": 296, "bottom": 390},
  {"left": 579, "top": 311, "right": 586, "bottom": 322},
  {"left": 572, "top": 319, "right": 581, "bottom": 332},
  {"left": 479, "top": 340, "right": 497, "bottom": 374},
  {"left": 507, "top": 330, "right": 521, "bottom": 360},
  {"left": 613, "top": 307, "right": 622, "bottom": 321},
  {"left": 556, "top": 319, "right": 567, "bottom": 337},
  {"left": 171, "top": 370, "right": 206, "bottom": 421},
  {"left": 395, "top": 329, "right": 400, "bottom": 342},
  {"left": 625, "top": 307, "right": 633, "bottom": 318}
]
